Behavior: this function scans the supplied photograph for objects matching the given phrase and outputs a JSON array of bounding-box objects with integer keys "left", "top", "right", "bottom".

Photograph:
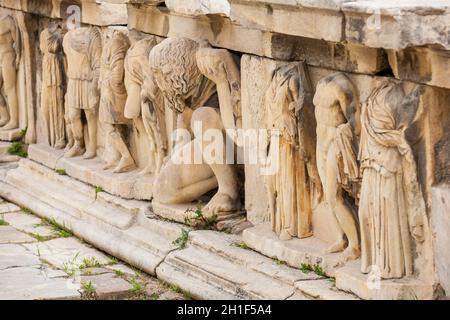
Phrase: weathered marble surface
[
  {"left": 125, "top": 0, "right": 450, "bottom": 50},
  {"left": 0, "top": 0, "right": 128, "bottom": 26},
  {"left": 431, "top": 185, "right": 450, "bottom": 296},
  {"left": 0, "top": 201, "right": 186, "bottom": 300},
  {"left": 28, "top": 144, "right": 154, "bottom": 200}
]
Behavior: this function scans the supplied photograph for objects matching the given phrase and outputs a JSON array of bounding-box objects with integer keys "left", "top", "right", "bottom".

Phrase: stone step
[
  {"left": 0, "top": 160, "right": 180, "bottom": 276},
  {"left": 7, "top": 166, "right": 136, "bottom": 230},
  {"left": 160, "top": 246, "right": 298, "bottom": 299},
  {"left": 20, "top": 159, "right": 151, "bottom": 215},
  {"left": 28, "top": 144, "right": 154, "bottom": 201},
  {"left": 8, "top": 160, "right": 148, "bottom": 230},
  {"left": 0, "top": 159, "right": 360, "bottom": 300},
  {"left": 155, "top": 229, "right": 356, "bottom": 300}
]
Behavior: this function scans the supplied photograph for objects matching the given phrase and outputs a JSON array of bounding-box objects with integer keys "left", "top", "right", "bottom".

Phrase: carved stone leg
[
  {"left": 192, "top": 107, "right": 240, "bottom": 214},
  {"left": 153, "top": 144, "right": 217, "bottom": 205},
  {"left": 324, "top": 143, "right": 360, "bottom": 261},
  {"left": 102, "top": 123, "right": 120, "bottom": 170},
  {"left": 0, "top": 93, "right": 9, "bottom": 127},
  {"left": 1, "top": 52, "right": 19, "bottom": 130},
  {"left": 65, "top": 107, "right": 85, "bottom": 158},
  {"left": 64, "top": 108, "right": 74, "bottom": 152},
  {"left": 83, "top": 109, "right": 97, "bottom": 159},
  {"left": 110, "top": 125, "right": 136, "bottom": 173}
]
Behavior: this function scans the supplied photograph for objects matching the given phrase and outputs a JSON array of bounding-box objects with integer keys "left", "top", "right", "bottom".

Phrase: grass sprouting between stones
[{"left": 172, "top": 229, "right": 189, "bottom": 249}]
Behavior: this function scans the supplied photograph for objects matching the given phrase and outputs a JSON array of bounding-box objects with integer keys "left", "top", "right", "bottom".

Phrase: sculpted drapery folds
[
  {"left": 313, "top": 73, "right": 361, "bottom": 262},
  {"left": 265, "top": 63, "right": 322, "bottom": 241},
  {"left": 358, "top": 81, "right": 426, "bottom": 279},
  {"left": 124, "top": 36, "right": 167, "bottom": 174},
  {"left": 63, "top": 26, "right": 102, "bottom": 159},
  {"left": 150, "top": 37, "right": 242, "bottom": 215},
  {"left": 99, "top": 29, "right": 135, "bottom": 173},
  {"left": 39, "top": 26, "right": 67, "bottom": 149},
  {"left": 0, "top": 14, "right": 20, "bottom": 130}
]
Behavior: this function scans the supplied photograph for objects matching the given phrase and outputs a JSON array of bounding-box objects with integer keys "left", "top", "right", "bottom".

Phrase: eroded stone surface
[
  {"left": 0, "top": 226, "right": 36, "bottom": 244},
  {"left": 0, "top": 267, "right": 79, "bottom": 300},
  {"left": 28, "top": 144, "right": 155, "bottom": 200},
  {"left": 2, "top": 211, "right": 55, "bottom": 238},
  {"left": 0, "top": 197, "right": 185, "bottom": 300},
  {"left": 166, "top": 0, "right": 231, "bottom": 16},
  {"left": 23, "top": 237, "right": 112, "bottom": 270},
  {"left": 0, "top": 243, "right": 40, "bottom": 270}
]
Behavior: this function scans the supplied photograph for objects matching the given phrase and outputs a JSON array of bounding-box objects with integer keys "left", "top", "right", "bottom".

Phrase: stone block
[
  {"left": 431, "top": 185, "right": 450, "bottom": 296},
  {"left": 28, "top": 144, "right": 154, "bottom": 200},
  {"left": 335, "top": 262, "right": 434, "bottom": 300},
  {"left": 0, "top": 226, "right": 36, "bottom": 244}
]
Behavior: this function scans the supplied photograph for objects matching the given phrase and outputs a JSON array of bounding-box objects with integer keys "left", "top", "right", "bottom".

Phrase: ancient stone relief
[
  {"left": 63, "top": 26, "right": 102, "bottom": 159},
  {"left": 264, "top": 62, "right": 322, "bottom": 241},
  {"left": 39, "top": 26, "right": 67, "bottom": 149},
  {"left": 313, "top": 72, "right": 361, "bottom": 262},
  {"left": 99, "top": 29, "right": 135, "bottom": 173},
  {"left": 150, "top": 37, "right": 242, "bottom": 216},
  {"left": 0, "top": 14, "right": 20, "bottom": 131},
  {"left": 358, "top": 81, "right": 428, "bottom": 279},
  {"left": 124, "top": 36, "right": 167, "bottom": 174}
]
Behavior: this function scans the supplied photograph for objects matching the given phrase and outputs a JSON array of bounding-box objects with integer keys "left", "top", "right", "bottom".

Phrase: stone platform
[
  {"left": 28, "top": 144, "right": 154, "bottom": 200},
  {"left": 0, "top": 142, "right": 20, "bottom": 163},
  {"left": 0, "top": 128, "right": 23, "bottom": 142},
  {"left": 243, "top": 224, "right": 435, "bottom": 300},
  {"left": 0, "top": 159, "right": 359, "bottom": 300},
  {"left": 0, "top": 197, "right": 186, "bottom": 300}
]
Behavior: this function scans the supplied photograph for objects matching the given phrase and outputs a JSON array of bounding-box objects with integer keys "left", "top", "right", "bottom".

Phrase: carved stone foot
[
  {"left": 139, "top": 165, "right": 154, "bottom": 175},
  {"left": 54, "top": 141, "right": 66, "bottom": 150},
  {"left": 0, "top": 121, "right": 18, "bottom": 131},
  {"left": 0, "top": 116, "right": 9, "bottom": 127},
  {"left": 64, "top": 143, "right": 85, "bottom": 158},
  {"left": 339, "top": 246, "right": 360, "bottom": 263},
  {"left": 113, "top": 156, "right": 136, "bottom": 173},
  {"left": 324, "top": 240, "right": 347, "bottom": 254},
  {"left": 204, "top": 192, "right": 240, "bottom": 215},
  {"left": 279, "top": 229, "right": 293, "bottom": 241},
  {"left": 103, "top": 160, "right": 117, "bottom": 171},
  {"left": 83, "top": 148, "right": 96, "bottom": 160},
  {"left": 64, "top": 141, "right": 74, "bottom": 153}
]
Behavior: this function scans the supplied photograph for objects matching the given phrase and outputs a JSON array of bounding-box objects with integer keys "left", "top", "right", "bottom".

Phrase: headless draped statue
[
  {"left": 0, "top": 15, "right": 20, "bottom": 130},
  {"left": 40, "top": 26, "right": 67, "bottom": 149},
  {"left": 359, "top": 81, "right": 426, "bottom": 279},
  {"left": 265, "top": 63, "right": 322, "bottom": 241},
  {"left": 99, "top": 29, "right": 135, "bottom": 173},
  {"left": 63, "top": 27, "right": 102, "bottom": 159}
]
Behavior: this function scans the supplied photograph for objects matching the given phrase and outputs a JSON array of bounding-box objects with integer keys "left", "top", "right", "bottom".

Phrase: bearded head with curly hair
[{"left": 149, "top": 37, "right": 211, "bottom": 114}]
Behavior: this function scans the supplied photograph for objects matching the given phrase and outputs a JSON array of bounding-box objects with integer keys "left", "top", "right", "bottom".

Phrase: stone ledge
[
  {"left": 229, "top": 0, "right": 345, "bottom": 42},
  {"left": 342, "top": 0, "right": 450, "bottom": 49},
  {"left": 138, "top": 0, "right": 450, "bottom": 49},
  {"left": 336, "top": 263, "right": 435, "bottom": 300},
  {"left": 0, "top": 129, "right": 24, "bottom": 142},
  {"left": 243, "top": 223, "right": 435, "bottom": 300},
  {"left": 127, "top": 4, "right": 388, "bottom": 75},
  {"left": 0, "top": 0, "right": 128, "bottom": 26},
  {"left": 242, "top": 223, "right": 343, "bottom": 277},
  {"left": 28, "top": 144, "right": 154, "bottom": 200}
]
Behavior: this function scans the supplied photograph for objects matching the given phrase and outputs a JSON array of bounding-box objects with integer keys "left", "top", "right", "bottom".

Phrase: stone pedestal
[
  {"left": 28, "top": 144, "right": 154, "bottom": 200},
  {"left": 244, "top": 224, "right": 435, "bottom": 300}
]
